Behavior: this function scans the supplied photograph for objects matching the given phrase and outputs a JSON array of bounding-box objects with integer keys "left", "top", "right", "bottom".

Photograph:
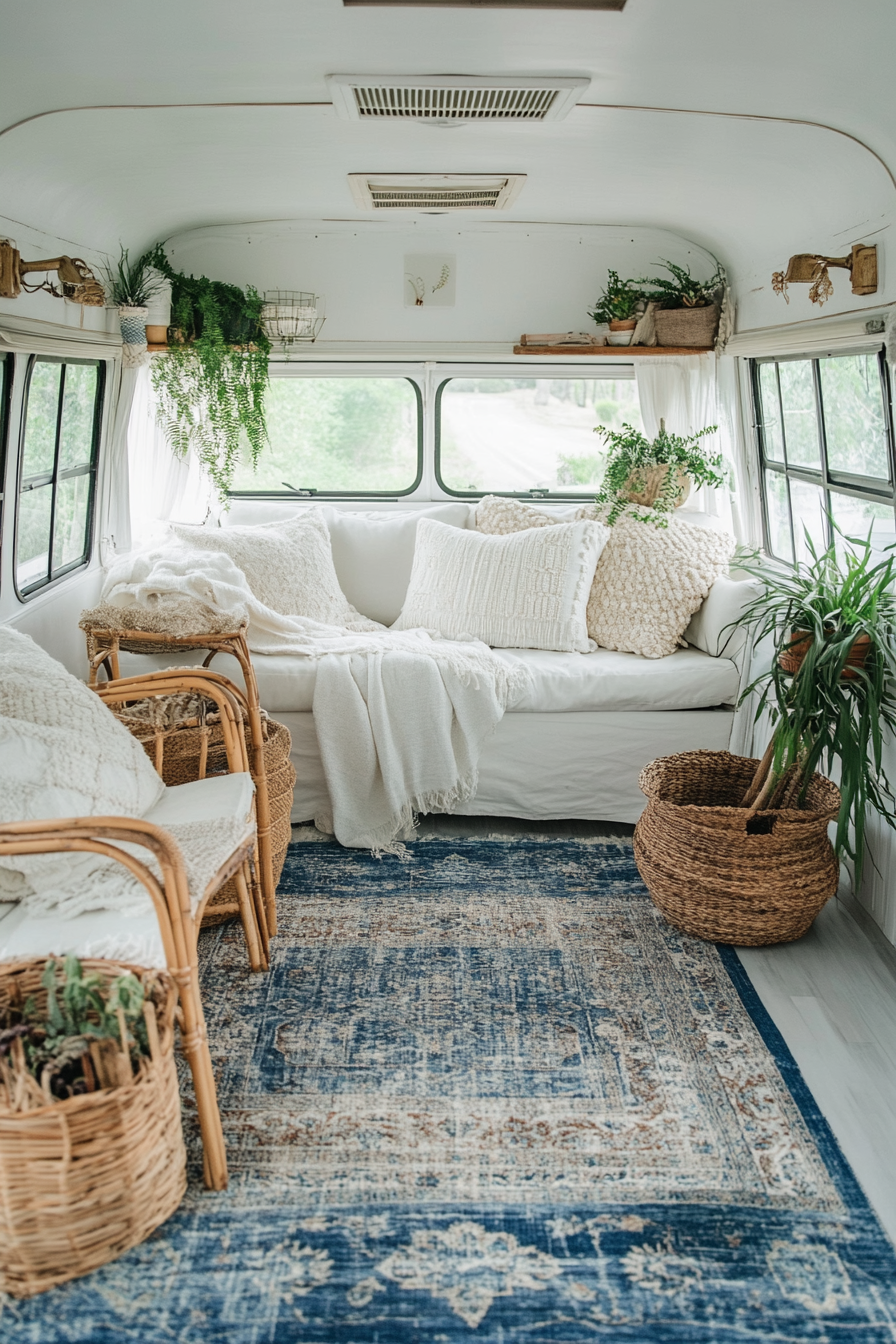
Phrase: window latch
[{"left": 283, "top": 483, "right": 316, "bottom": 496}]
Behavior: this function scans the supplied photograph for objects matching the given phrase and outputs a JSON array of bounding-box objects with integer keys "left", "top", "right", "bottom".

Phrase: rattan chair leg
[{"left": 232, "top": 864, "right": 266, "bottom": 972}]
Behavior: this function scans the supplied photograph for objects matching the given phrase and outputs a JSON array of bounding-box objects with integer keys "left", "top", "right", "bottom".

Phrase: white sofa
[{"left": 118, "top": 501, "right": 754, "bottom": 826}]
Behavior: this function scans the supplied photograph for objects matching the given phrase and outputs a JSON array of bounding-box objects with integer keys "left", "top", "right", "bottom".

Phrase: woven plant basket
[
  {"left": 654, "top": 305, "right": 720, "bottom": 348},
  {"left": 624, "top": 463, "right": 691, "bottom": 509},
  {"left": 634, "top": 750, "right": 841, "bottom": 946},
  {"left": 0, "top": 959, "right": 185, "bottom": 1298}
]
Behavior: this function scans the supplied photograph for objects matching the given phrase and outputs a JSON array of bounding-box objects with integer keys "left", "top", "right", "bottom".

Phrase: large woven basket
[
  {"left": 654, "top": 305, "right": 720, "bottom": 348},
  {"left": 0, "top": 959, "right": 186, "bottom": 1298},
  {"left": 158, "top": 719, "right": 295, "bottom": 925},
  {"left": 634, "top": 750, "right": 841, "bottom": 946}
]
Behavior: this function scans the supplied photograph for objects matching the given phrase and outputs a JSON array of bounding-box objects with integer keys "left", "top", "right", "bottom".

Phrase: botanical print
[
  {"left": 7, "top": 840, "right": 896, "bottom": 1342},
  {"left": 404, "top": 254, "right": 455, "bottom": 307}
]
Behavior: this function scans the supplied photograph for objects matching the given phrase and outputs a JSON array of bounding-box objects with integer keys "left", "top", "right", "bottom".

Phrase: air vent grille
[
  {"left": 329, "top": 75, "right": 589, "bottom": 124},
  {"left": 353, "top": 85, "right": 558, "bottom": 121},
  {"left": 348, "top": 174, "right": 526, "bottom": 211}
]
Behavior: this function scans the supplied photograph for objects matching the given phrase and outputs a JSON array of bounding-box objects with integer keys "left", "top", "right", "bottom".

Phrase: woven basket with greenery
[
  {"left": 634, "top": 750, "right": 841, "bottom": 946},
  {"left": 654, "top": 305, "right": 720, "bottom": 348},
  {"left": 0, "top": 958, "right": 185, "bottom": 1298}
]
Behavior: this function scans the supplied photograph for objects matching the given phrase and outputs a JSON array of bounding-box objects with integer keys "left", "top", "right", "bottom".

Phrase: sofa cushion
[
  {"left": 320, "top": 504, "right": 471, "bottom": 625},
  {"left": 392, "top": 517, "right": 608, "bottom": 653},
  {"left": 249, "top": 643, "right": 739, "bottom": 714}
]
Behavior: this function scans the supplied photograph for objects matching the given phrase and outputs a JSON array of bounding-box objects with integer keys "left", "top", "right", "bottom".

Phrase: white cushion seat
[
  {"left": 243, "top": 644, "right": 739, "bottom": 715},
  {"left": 0, "top": 772, "right": 256, "bottom": 970}
]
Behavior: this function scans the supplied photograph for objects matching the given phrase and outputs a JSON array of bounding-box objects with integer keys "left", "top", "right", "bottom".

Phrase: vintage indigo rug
[{"left": 5, "top": 839, "right": 896, "bottom": 1341}]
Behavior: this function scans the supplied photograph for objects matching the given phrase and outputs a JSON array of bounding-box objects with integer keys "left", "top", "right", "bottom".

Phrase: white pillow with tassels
[{"left": 392, "top": 517, "right": 609, "bottom": 653}]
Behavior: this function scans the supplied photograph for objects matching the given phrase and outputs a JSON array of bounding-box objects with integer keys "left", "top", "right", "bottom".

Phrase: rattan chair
[
  {"left": 82, "top": 621, "right": 279, "bottom": 936},
  {"left": 92, "top": 667, "right": 270, "bottom": 959},
  {"left": 0, "top": 815, "right": 237, "bottom": 1189}
]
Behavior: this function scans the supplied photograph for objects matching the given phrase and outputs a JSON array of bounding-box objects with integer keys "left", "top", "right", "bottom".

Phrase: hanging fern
[{"left": 144, "top": 245, "right": 270, "bottom": 499}]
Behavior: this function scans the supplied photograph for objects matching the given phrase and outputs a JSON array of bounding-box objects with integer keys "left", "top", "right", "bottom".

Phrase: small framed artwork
[{"left": 404, "top": 254, "right": 456, "bottom": 307}]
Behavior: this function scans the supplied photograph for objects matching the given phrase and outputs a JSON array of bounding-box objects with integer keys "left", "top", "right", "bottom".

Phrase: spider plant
[
  {"left": 102, "top": 245, "right": 165, "bottom": 308},
  {"left": 736, "top": 525, "right": 896, "bottom": 883}
]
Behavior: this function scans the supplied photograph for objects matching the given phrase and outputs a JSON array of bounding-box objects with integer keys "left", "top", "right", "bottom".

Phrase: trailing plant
[
  {"left": 144, "top": 244, "right": 270, "bottom": 499},
  {"left": 638, "top": 258, "right": 725, "bottom": 310},
  {"left": 102, "top": 245, "right": 165, "bottom": 308},
  {"left": 736, "top": 526, "right": 896, "bottom": 882},
  {"left": 592, "top": 419, "right": 723, "bottom": 526},
  {"left": 587, "top": 270, "right": 646, "bottom": 325},
  {"left": 0, "top": 957, "right": 154, "bottom": 1104}
]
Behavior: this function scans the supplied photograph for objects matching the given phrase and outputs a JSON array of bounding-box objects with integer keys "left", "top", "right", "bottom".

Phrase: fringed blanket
[{"left": 102, "top": 547, "right": 531, "bottom": 853}]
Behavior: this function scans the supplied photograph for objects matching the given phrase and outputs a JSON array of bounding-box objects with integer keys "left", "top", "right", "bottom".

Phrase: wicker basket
[
  {"left": 634, "top": 750, "right": 841, "bottom": 946},
  {"left": 0, "top": 959, "right": 186, "bottom": 1298},
  {"left": 654, "top": 305, "right": 720, "bottom": 348},
  {"left": 624, "top": 463, "right": 691, "bottom": 509}
]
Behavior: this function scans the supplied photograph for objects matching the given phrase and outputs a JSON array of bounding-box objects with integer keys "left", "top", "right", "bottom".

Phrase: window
[
  {"left": 435, "top": 376, "right": 643, "bottom": 496},
  {"left": 16, "top": 356, "right": 104, "bottom": 596},
  {"left": 229, "top": 375, "right": 422, "bottom": 496},
  {"left": 752, "top": 350, "right": 896, "bottom": 563}
]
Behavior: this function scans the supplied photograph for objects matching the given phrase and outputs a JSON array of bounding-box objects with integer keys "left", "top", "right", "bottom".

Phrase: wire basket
[{"left": 261, "top": 290, "right": 325, "bottom": 349}]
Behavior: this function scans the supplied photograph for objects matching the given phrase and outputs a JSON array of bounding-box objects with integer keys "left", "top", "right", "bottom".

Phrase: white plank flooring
[{"left": 292, "top": 816, "right": 896, "bottom": 1245}]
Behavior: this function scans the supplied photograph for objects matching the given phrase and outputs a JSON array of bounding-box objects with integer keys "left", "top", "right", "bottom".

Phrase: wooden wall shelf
[{"left": 512, "top": 344, "right": 714, "bottom": 356}]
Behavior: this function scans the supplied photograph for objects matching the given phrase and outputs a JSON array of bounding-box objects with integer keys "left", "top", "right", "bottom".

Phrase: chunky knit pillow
[
  {"left": 475, "top": 494, "right": 733, "bottom": 659},
  {"left": 171, "top": 510, "right": 380, "bottom": 629},
  {"left": 393, "top": 516, "right": 609, "bottom": 652}
]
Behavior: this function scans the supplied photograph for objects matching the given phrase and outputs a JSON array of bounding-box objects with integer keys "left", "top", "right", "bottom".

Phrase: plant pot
[
  {"left": 0, "top": 959, "right": 186, "bottom": 1297},
  {"left": 779, "top": 629, "right": 872, "bottom": 680},
  {"left": 654, "top": 305, "right": 720, "bottom": 349},
  {"left": 624, "top": 463, "right": 691, "bottom": 509},
  {"left": 118, "top": 305, "right": 149, "bottom": 344},
  {"left": 633, "top": 750, "right": 841, "bottom": 946},
  {"left": 145, "top": 324, "right": 169, "bottom": 345},
  {"left": 607, "top": 317, "right": 637, "bottom": 347}
]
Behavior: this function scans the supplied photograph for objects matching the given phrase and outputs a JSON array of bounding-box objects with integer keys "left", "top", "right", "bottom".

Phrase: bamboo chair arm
[{"left": 94, "top": 672, "right": 250, "bottom": 775}]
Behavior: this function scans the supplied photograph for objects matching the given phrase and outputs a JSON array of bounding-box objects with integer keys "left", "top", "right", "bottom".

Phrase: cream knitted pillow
[
  {"left": 393, "top": 516, "right": 609, "bottom": 652},
  {"left": 171, "top": 510, "right": 380, "bottom": 629},
  {"left": 475, "top": 494, "right": 734, "bottom": 659}
]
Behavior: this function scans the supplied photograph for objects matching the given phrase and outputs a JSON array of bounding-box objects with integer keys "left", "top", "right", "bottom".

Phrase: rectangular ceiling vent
[
  {"left": 348, "top": 173, "right": 526, "bottom": 211},
  {"left": 329, "top": 75, "right": 589, "bottom": 124}
]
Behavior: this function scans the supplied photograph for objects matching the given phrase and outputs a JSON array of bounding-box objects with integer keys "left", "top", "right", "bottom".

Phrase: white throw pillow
[
  {"left": 475, "top": 494, "right": 734, "bottom": 659},
  {"left": 171, "top": 510, "right": 379, "bottom": 628},
  {"left": 0, "top": 626, "right": 166, "bottom": 905},
  {"left": 393, "top": 517, "right": 609, "bottom": 653},
  {"left": 575, "top": 505, "right": 735, "bottom": 659}
]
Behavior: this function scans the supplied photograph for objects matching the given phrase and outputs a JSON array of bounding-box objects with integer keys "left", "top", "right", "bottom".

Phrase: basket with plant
[
  {"left": 634, "top": 525, "right": 896, "bottom": 945},
  {"left": 593, "top": 418, "right": 724, "bottom": 526},
  {"left": 0, "top": 955, "right": 186, "bottom": 1297},
  {"left": 638, "top": 259, "right": 725, "bottom": 347}
]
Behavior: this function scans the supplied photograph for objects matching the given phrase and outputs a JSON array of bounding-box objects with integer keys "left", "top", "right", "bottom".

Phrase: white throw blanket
[{"left": 103, "top": 546, "right": 532, "bottom": 853}]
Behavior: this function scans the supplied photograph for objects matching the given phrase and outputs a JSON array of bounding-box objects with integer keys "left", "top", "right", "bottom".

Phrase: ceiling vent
[
  {"left": 348, "top": 173, "right": 526, "bottom": 211},
  {"left": 328, "top": 75, "right": 589, "bottom": 125}
]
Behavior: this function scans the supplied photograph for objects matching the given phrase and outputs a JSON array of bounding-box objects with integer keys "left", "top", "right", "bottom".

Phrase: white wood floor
[{"left": 293, "top": 816, "right": 896, "bottom": 1246}]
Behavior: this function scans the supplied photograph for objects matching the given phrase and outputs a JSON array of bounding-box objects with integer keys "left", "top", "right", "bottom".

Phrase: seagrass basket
[
  {"left": 654, "top": 305, "right": 720, "bottom": 348},
  {"left": 634, "top": 750, "right": 841, "bottom": 946},
  {"left": 0, "top": 959, "right": 186, "bottom": 1298}
]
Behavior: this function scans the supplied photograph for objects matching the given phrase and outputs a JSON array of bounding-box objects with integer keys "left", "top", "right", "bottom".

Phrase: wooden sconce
[
  {"left": 0, "top": 239, "right": 105, "bottom": 306},
  {"left": 772, "top": 243, "right": 878, "bottom": 306}
]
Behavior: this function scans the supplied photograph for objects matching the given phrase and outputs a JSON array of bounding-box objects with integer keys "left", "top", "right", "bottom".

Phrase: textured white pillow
[
  {"left": 575, "top": 505, "right": 734, "bottom": 658},
  {"left": 171, "top": 510, "right": 379, "bottom": 628},
  {"left": 393, "top": 516, "right": 609, "bottom": 652},
  {"left": 475, "top": 494, "right": 734, "bottom": 659}
]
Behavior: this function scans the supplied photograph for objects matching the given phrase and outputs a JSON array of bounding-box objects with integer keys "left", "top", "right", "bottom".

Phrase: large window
[
  {"left": 16, "top": 357, "right": 104, "bottom": 596},
  {"left": 435, "top": 376, "right": 642, "bottom": 496},
  {"left": 229, "top": 375, "right": 422, "bottom": 495},
  {"left": 752, "top": 350, "right": 896, "bottom": 563}
]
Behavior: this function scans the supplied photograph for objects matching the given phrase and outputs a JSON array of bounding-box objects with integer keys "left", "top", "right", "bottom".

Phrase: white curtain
[
  {"left": 99, "top": 362, "right": 135, "bottom": 562},
  {"left": 127, "top": 363, "right": 216, "bottom": 549},
  {"left": 635, "top": 352, "right": 743, "bottom": 538}
]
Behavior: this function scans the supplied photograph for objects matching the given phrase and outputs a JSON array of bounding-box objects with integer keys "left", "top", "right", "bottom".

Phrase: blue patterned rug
[{"left": 6, "top": 839, "right": 896, "bottom": 1342}]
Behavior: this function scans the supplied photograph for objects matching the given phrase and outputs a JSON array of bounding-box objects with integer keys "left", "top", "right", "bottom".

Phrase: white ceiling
[{"left": 2, "top": 0, "right": 895, "bottom": 318}]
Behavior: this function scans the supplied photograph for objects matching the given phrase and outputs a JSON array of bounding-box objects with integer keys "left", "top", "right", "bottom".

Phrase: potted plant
[
  {"left": 143, "top": 245, "right": 271, "bottom": 499},
  {"left": 736, "top": 527, "right": 896, "bottom": 883},
  {"left": 593, "top": 418, "right": 724, "bottom": 526},
  {"left": 103, "top": 246, "right": 165, "bottom": 346},
  {"left": 587, "top": 270, "right": 645, "bottom": 345},
  {"left": 634, "top": 526, "right": 896, "bottom": 947},
  {"left": 639, "top": 259, "right": 724, "bottom": 348}
]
